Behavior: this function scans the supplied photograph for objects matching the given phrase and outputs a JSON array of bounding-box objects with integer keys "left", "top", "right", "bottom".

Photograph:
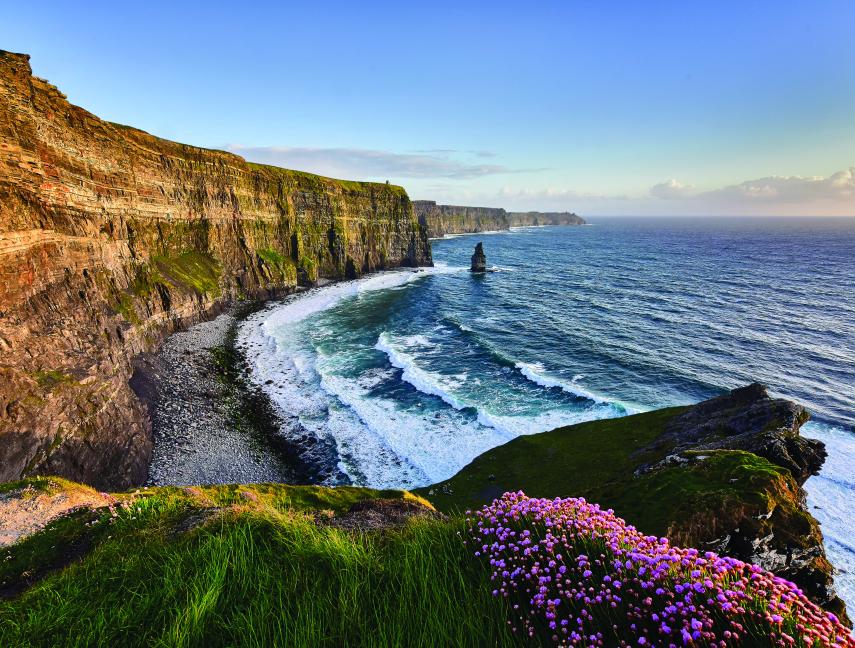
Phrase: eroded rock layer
[
  {"left": 0, "top": 51, "right": 431, "bottom": 489},
  {"left": 413, "top": 200, "right": 584, "bottom": 238}
]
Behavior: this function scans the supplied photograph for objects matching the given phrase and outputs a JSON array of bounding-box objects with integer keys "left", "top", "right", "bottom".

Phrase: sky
[{"left": 2, "top": 1, "right": 854, "bottom": 216}]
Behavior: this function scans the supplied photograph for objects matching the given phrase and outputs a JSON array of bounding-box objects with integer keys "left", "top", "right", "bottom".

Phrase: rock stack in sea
[{"left": 471, "top": 242, "right": 487, "bottom": 273}]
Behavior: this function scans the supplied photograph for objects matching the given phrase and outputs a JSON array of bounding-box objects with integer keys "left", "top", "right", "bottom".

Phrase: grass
[
  {"left": 152, "top": 251, "right": 222, "bottom": 297},
  {"left": 0, "top": 482, "right": 514, "bottom": 648},
  {"left": 246, "top": 162, "right": 408, "bottom": 196},
  {"left": 416, "top": 408, "right": 819, "bottom": 554},
  {"left": 416, "top": 406, "right": 685, "bottom": 514},
  {"left": 112, "top": 251, "right": 223, "bottom": 322},
  {"left": 32, "top": 370, "right": 77, "bottom": 391},
  {"left": 256, "top": 248, "right": 297, "bottom": 285}
]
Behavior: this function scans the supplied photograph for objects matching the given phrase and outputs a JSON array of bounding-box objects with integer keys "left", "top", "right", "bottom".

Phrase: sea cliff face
[
  {"left": 0, "top": 51, "right": 431, "bottom": 489},
  {"left": 413, "top": 200, "right": 584, "bottom": 238}
]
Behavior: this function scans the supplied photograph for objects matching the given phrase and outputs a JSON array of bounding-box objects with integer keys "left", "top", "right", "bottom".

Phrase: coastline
[
  {"left": 135, "top": 266, "right": 441, "bottom": 488},
  {"left": 428, "top": 222, "right": 579, "bottom": 241},
  {"left": 135, "top": 298, "right": 347, "bottom": 487}
]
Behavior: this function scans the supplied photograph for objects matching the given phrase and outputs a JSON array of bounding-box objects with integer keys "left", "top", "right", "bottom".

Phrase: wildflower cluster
[{"left": 466, "top": 491, "right": 853, "bottom": 647}]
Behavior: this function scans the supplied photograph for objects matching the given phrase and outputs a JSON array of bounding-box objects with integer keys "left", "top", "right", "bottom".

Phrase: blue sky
[{"left": 3, "top": 1, "right": 854, "bottom": 215}]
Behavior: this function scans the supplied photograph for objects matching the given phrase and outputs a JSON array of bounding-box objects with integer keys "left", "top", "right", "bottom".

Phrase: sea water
[{"left": 237, "top": 216, "right": 855, "bottom": 612}]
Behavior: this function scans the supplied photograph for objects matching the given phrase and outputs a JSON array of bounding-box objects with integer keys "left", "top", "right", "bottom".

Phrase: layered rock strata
[
  {"left": 413, "top": 200, "right": 584, "bottom": 238},
  {"left": 0, "top": 51, "right": 431, "bottom": 489}
]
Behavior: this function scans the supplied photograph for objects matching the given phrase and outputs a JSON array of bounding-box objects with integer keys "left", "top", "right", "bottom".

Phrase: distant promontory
[{"left": 413, "top": 200, "right": 585, "bottom": 238}]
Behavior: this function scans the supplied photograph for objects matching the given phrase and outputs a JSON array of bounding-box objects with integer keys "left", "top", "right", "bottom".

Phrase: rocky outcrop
[
  {"left": 0, "top": 51, "right": 431, "bottom": 489},
  {"left": 470, "top": 242, "right": 487, "bottom": 272},
  {"left": 413, "top": 200, "right": 584, "bottom": 238},
  {"left": 638, "top": 383, "right": 826, "bottom": 484},
  {"left": 633, "top": 384, "right": 845, "bottom": 620},
  {"left": 420, "top": 384, "right": 848, "bottom": 623}
]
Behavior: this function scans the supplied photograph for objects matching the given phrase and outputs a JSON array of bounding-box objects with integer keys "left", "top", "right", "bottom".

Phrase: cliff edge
[
  {"left": 419, "top": 385, "right": 849, "bottom": 623},
  {"left": 0, "top": 51, "right": 431, "bottom": 489}
]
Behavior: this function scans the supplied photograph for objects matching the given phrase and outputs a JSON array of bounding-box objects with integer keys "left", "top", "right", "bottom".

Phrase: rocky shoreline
[{"left": 133, "top": 299, "right": 345, "bottom": 487}]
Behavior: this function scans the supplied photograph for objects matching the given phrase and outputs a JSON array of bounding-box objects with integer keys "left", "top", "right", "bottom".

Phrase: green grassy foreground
[
  {"left": 0, "top": 480, "right": 513, "bottom": 648},
  {"left": 1, "top": 408, "right": 843, "bottom": 646}
]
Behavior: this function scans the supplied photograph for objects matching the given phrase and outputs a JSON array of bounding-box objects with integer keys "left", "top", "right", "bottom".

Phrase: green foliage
[
  {"left": 111, "top": 251, "right": 222, "bottom": 322},
  {"left": 256, "top": 248, "right": 297, "bottom": 284},
  {"left": 601, "top": 449, "right": 801, "bottom": 539},
  {"left": 417, "top": 407, "right": 685, "bottom": 514},
  {"left": 0, "top": 483, "right": 512, "bottom": 648},
  {"left": 298, "top": 256, "right": 318, "bottom": 283},
  {"left": 416, "top": 408, "right": 810, "bottom": 544},
  {"left": 152, "top": 251, "right": 222, "bottom": 297},
  {"left": 246, "top": 162, "right": 408, "bottom": 197},
  {"left": 32, "top": 370, "right": 77, "bottom": 391}
]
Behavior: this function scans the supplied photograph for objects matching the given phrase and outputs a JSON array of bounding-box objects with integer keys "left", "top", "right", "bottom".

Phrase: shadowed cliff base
[{"left": 0, "top": 50, "right": 431, "bottom": 490}]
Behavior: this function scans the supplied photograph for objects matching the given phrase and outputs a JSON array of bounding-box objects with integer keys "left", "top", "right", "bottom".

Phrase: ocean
[{"left": 236, "top": 216, "right": 855, "bottom": 612}]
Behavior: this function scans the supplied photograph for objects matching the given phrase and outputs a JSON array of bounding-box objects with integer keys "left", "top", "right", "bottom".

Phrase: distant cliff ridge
[
  {"left": 413, "top": 200, "right": 584, "bottom": 238},
  {"left": 0, "top": 51, "right": 431, "bottom": 489}
]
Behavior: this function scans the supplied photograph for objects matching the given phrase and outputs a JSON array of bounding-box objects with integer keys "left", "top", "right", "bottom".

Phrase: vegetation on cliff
[
  {"left": 1, "top": 476, "right": 851, "bottom": 647},
  {"left": 413, "top": 200, "right": 585, "bottom": 238},
  {"left": 467, "top": 491, "right": 853, "bottom": 646}
]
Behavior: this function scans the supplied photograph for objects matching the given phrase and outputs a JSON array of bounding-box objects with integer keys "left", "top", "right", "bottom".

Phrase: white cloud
[
  {"left": 649, "top": 179, "right": 697, "bottom": 199},
  {"left": 651, "top": 168, "right": 855, "bottom": 205},
  {"left": 226, "top": 145, "right": 541, "bottom": 180},
  {"left": 704, "top": 168, "right": 855, "bottom": 203}
]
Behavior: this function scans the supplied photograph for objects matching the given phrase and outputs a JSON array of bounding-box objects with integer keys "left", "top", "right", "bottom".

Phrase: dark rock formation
[
  {"left": 0, "top": 50, "right": 431, "bottom": 489},
  {"left": 413, "top": 200, "right": 584, "bottom": 238},
  {"left": 470, "top": 242, "right": 487, "bottom": 273},
  {"left": 638, "top": 383, "right": 825, "bottom": 484},
  {"left": 633, "top": 384, "right": 845, "bottom": 622}
]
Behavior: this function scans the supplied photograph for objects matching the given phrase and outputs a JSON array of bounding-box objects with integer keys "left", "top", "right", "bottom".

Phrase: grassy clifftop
[
  {"left": 415, "top": 402, "right": 845, "bottom": 621},
  {"left": 0, "top": 478, "right": 512, "bottom": 648}
]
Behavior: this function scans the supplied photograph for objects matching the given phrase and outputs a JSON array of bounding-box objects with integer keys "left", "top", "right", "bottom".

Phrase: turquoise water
[{"left": 237, "top": 217, "right": 855, "bottom": 611}]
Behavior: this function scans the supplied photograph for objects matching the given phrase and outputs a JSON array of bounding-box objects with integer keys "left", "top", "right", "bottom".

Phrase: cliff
[
  {"left": 412, "top": 200, "right": 584, "bottom": 238},
  {"left": 419, "top": 384, "right": 849, "bottom": 623},
  {"left": 0, "top": 51, "right": 431, "bottom": 489}
]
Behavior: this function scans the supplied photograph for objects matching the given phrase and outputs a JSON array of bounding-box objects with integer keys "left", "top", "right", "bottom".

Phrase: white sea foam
[
  {"left": 318, "top": 370, "right": 509, "bottom": 485},
  {"left": 375, "top": 332, "right": 622, "bottom": 439},
  {"left": 804, "top": 421, "right": 855, "bottom": 617},
  {"left": 239, "top": 273, "right": 643, "bottom": 491},
  {"left": 375, "top": 332, "right": 468, "bottom": 411},
  {"left": 515, "top": 361, "right": 608, "bottom": 403},
  {"left": 248, "top": 265, "right": 463, "bottom": 334},
  {"left": 475, "top": 406, "right": 615, "bottom": 438}
]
